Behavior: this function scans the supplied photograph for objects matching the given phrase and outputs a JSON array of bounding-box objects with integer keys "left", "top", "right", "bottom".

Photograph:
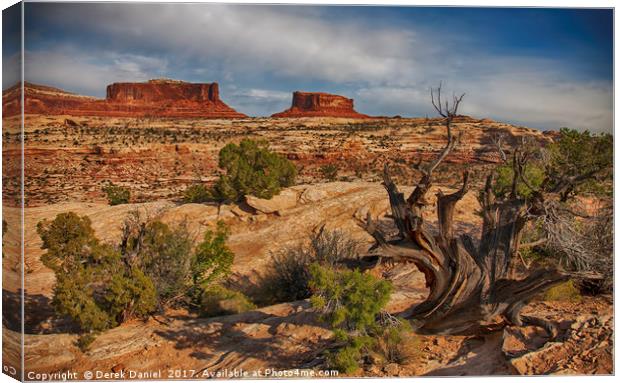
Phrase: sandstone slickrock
[
  {"left": 272, "top": 91, "right": 369, "bottom": 118},
  {"left": 244, "top": 189, "right": 299, "bottom": 214},
  {"left": 19, "top": 182, "right": 472, "bottom": 297},
  {"left": 5, "top": 181, "right": 613, "bottom": 377},
  {"left": 2, "top": 80, "right": 247, "bottom": 118}
]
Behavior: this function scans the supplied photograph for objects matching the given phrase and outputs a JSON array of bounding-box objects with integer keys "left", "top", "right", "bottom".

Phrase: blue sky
[{"left": 3, "top": 3, "right": 613, "bottom": 132}]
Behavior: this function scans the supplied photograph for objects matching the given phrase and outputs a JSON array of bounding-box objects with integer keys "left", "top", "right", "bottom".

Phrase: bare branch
[
  {"left": 519, "top": 238, "right": 547, "bottom": 249},
  {"left": 491, "top": 132, "right": 507, "bottom": 163}
]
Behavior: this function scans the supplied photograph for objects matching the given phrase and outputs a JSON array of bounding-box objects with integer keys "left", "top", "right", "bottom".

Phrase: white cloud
[
  {"left": 34, "top": 4, "right": 421, "bottom": 84},
  {"left": 24, "top": 48, "right": 169, "bottom": 95},
  {"left": 355, "top": 59, "right": 613, "bottom": 133},
  {"left": 23, "top": 3, "right": 612, "bottom": 132}
]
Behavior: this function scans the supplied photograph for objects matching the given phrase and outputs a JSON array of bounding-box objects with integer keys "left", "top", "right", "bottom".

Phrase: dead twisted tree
[{"left": 362, "top": 85, "right": 570, "bottom": 337}]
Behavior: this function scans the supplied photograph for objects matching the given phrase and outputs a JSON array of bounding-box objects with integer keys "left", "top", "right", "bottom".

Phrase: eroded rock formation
[
  {"left": 272, "top": 91, "right": 370, "bottom": 118},
  {"left": 2, "top": 80, "right": 247, "bottom": 118}
]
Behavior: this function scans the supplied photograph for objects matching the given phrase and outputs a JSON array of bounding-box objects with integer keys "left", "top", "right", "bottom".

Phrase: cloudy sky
[{"left": 3, "top": 2, "right": 613, "bottom": 132}]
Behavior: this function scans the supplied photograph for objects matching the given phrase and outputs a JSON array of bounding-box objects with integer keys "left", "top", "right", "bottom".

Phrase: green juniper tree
[{"left": 37, "top": 212, "right": 157, "bottom": 350}]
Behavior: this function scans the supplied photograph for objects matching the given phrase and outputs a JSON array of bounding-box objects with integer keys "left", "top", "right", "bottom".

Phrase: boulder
[{"left": 245, "top": 189, "right": 299, "bottom": 214}]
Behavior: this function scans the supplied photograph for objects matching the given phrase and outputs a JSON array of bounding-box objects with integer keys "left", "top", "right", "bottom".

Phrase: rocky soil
[
  {"left": 4, "top": 295, "right": 611, "bottom": 379},
  {"left": 3, "top": 114, "right": 550, "bottom": 206}
]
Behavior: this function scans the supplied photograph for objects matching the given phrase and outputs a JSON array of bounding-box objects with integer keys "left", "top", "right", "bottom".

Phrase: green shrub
[
  {"left": 104, "top": 267, "right": 158, "bottom": 322},
  {"left": 211, "top": 139, "right": 297, "bottom": 202},
  {"left": 126, "top": 220, "right": 193, "bottom": 303},
  {"left": 491, "top": 129, "right": 612, "bottom": 201},
  {"left": 309, "top": 263, "right": 394, "bottom": 373},
  {"left": 373, "top": 321, "right": 419, "bottom": 365},
  {"left": 493, "top": 162, "right": 545, "bottom": 199},
  {"left": 309, "top": 264, "right": 392, "bottom": 332},
  {"left": 38, "top": 213, "right": 104, "bottom": 273},
  {"left": 199, "top": 285, "right": 256, "bottom": 317},
  {"left": 183, "top": 184, "right": 213, "bottom": 203},
  {"left": 542, "top": 280, "right": 582, "bottom": 302},
  {"left": 192, "top": 221, "right": 234, "bottom": 288},
  {"left": 328, "top": 333, "right": 374, "bottom": 374},
  {"left": 102, "top": 183, "right": 130, "bottom": 205},
  {"left": 38, "top": 213, "right": 157, "bottom": 347},
  {"left": 547, "top": 128, "right": 612, "bottom": 198},
  {"left": 320, "top": 164, "right": 339, "bottom": 181},
  {"left": 256, "top": 244, "right": 313, "bottom": 305},
  {"left": 52, "top": 270, "right": 115, "bottom": 333},
  {"left": 255, "top": 230, "right": 361, "bottom": 306}
]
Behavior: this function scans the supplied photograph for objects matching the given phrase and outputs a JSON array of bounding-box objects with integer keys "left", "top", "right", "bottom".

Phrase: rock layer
[
  {"left": 272, "top": 91, "right": 369, "bottom": 118},
  {"left": 2, "top": 80, "right": 247, "bottom": 118}
]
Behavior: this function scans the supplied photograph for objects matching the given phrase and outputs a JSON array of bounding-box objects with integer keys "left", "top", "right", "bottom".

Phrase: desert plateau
[{"left": 1, "top": 77, "right": 613, "bottom": 379}]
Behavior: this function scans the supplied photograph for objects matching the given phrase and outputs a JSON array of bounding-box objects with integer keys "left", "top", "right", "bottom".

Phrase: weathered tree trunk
[{"left": 363, "top": 87, "right": 568, "bottom": 337}]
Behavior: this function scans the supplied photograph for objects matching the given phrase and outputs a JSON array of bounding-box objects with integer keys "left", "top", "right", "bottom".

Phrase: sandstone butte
[
  {"left": 2, "top": 79, "right": 247, "bottom": 118},
  {"left": 272, "top": 91, "right": 371, "bottom": 118}
]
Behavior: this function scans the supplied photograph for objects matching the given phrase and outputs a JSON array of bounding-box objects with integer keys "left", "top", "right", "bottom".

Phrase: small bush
[
  {"left": 320, "top": 164, "right": 339, "bottom": 181},
  {"left": 309, "top": 264, "right": 392, "bottom": 332},
  {"left": 122, "top": 215, "right": 246, "bottom": 313},
  {"left": 38, "top": 212, "right": 157, "bottom": 347},
  {"left": 200, "top": 285, "right": 256, "bottom": 317},
  {"left": 309, "top": 263, "right": 394, "bottom": 373},
  {"left": 256, "top": 244, "right": 313, "bottom": 305},
  {"left": 125, "top": 220, "right": 193, "bottom": 304},
  {"left": 183, "top": 184, "right": 212, "bottom": 203},
  {"left": 192, "top": 221, "right": 234, "bottom": 288},
  {"left": 310, "top": 229, "right": 360, "bottom": 266},
  {"left": 102, "top": 183, "right": 130, "bottom": 205},
  {"left": 211, "top": 139, "right": 297, "bottom": 202},
  {"left": 543, "top": 280, "right": 582, "bottom": 302},
  {"left": 255, "top": 230, "right": 361, "bottom": 306},
  {"left": 328, "top": 333, "right": 373, "bottom": 374},
  {"left": 373, "top": 321, "right": 419, "bottom": 365},
  {"left": 52, "top": 271, "right": 115, "bottom": 333},
  {"left": 104, "top": 267, "right": 158, "bottom": 322}
]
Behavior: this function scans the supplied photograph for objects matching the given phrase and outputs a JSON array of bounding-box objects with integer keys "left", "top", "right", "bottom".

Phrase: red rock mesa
[
  {"left": 272, "top": 91, "right": 370, "bottom": 118},
  {"left": 2, "top": 79, "right": 247, "bottom": 118}
]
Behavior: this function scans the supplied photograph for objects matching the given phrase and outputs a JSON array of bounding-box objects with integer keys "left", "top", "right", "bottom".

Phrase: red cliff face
[
  {"left": 3, "top": 80, "right": 247, "bottom": 118},
  {"left": 106, "top": 80, "right": 220, "bottom": 103},
  {"left": 272, "top": 91, "right": 370, "bottom": 118}
]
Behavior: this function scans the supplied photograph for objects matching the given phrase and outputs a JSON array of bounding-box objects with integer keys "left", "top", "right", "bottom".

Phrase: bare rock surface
[
  {"left": 245, "top": 189, "right": 299, "bottom": 214},
  {"left": 507, "top": 314, "right": 613, "bottom": 375}
]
